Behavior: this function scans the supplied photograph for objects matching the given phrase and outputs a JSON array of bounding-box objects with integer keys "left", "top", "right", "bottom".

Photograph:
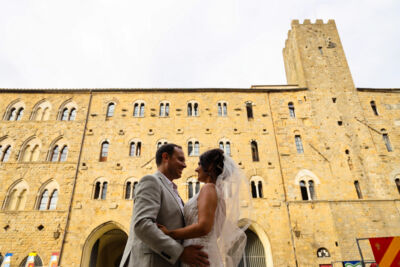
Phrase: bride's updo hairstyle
[{"left": 199, "top": 148, "right": 225, "bottom": 181}]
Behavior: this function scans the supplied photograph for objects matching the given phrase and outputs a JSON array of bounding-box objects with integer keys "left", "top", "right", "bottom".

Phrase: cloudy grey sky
[{"left": 0, "top": 0, "right": 399, "bottom": 89}]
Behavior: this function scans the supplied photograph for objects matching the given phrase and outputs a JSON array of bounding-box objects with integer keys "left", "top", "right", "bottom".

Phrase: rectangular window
[{"left": 295, "top": 135, "right": 304, "bottom": 154}]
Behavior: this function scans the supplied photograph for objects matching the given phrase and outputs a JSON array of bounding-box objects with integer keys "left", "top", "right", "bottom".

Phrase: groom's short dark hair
[{"left": 156, "top": 143, "right": 182, "bottom": 166}]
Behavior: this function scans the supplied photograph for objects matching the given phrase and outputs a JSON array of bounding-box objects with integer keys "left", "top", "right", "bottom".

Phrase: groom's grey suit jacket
[{"left": 119, "top": 171, "right": 185, "bottom": 267}]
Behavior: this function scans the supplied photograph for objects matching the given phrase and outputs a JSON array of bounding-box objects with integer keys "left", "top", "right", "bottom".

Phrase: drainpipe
[{"left": 59, "top": 90, "right": 93, "bottom": 265}]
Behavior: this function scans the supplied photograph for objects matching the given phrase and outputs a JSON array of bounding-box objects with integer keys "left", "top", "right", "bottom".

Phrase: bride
[{"left": 158, "top": 149, "right": 248, "bottom": 267}]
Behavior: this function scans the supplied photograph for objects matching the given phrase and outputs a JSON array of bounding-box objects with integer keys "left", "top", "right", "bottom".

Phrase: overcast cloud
[{"left": 0, "top": 0, "right": 399, "bottom": 88}]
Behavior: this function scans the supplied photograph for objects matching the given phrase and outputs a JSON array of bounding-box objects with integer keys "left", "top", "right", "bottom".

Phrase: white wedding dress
[{"left": 182, "top": 185, "right": 226, "bottom": 267}]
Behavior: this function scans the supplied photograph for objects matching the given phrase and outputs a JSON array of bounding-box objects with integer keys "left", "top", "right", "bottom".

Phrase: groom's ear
[{"left": 161, "top": 152, "right": 170, "bottom": 162}]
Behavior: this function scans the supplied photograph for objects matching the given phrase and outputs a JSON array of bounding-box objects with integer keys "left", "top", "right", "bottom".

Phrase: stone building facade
[{"left": 0, "top": 20, "right": 399, "bottom": 267}]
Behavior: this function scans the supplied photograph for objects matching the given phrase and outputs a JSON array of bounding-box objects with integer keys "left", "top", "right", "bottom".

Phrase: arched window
[
  {"left": 8, "top": 108, "right": 17, "bottom": 120},
  {"left": 295, "top": 135, "right": 304, "bottom": 154},
  {"left": 188, "top": 178, "right": 203, "bottom": 199},
  {"left": 4, "top": 181, "right": 28, "bottom": 211},
  {"left": 219, "top": 140, "right": 231, "bottom": 156},
  {"left": 251, "top": 141, "right": 259, "bottom": 162},
  {"left": 251, "top": 181, "right": 257, "bottom": 198},
  {"left": 157, "top": 140, "right": 168, "bottom": 149},
  {"left": 246, "top": 102, "right": 253, "bottom": 120},
  {"left": 48, "top": 190, "right": 58, "bottom": 210},
  {"left": 370, "top": 100, "right": 379, "bottom": 116},
  {"left": 32, "top": 100, "right": 52, "bottom": 121},
  {"left": 354, "top": 180, "right": 362, "bottom": 199},
  {"left": 250, "top": 177, "right": 264, "bottom": 198},
  {"left": 317, "top": 248, "right": 330, "bottom": 258},
  {"left": 1, "top": 145, "right": 12, "bottom": 162},
  {"left": 188, "top": 141, "right": 193, "bottom": 156},
  {"left": 395, "top": 178, "right": 400, "bottom": 194},
  {"left": 299, "top": 180, "right": 316, "bottom": 200},
  {"left": 20, "top": 138, "right": 41, "bottom": 162},
  {"left": 37, "top": 180, "right": 59, "bottom": 210},
  {"left": 159, "top": 102, "right": 170, "bottom": 117},
  {"left": 16, "top": 108, "right": 24, "bottom": 121},
  {"left": 308, "top": 180, "right": 315, "bottom": 200},
  {"left": 100, "top": 141, "right": 109, "bottom": 161},
  {"left": 187, "top": 103, "right": 192, "bottom": 116},
  {"left": 299, "top": 180, "right": 308, "bottom": 200},
  {"left": 187, "top": 101, "right": 199, "bottom": 117},
  {"left": 101, "top": 182, "right": 108, "bottom": 200},
  {"left": 94, "top": 182, "right": 101, "bottom": 199},
  {"left": 59, "top": 146, "right": 68, "bottom": 162},
  {"left": 38, "top": 189, "right": 49, "bottom": 210},
  {"left": 129, "top": 141, "right": 141, "bottom": 157},
  {"left": 106, "top": 103, "right": 115, "bottom": 118},
  {"left": 93, "top": 179, "right": 108, "bottom": 200},
  {"left": 51, "top": 146, "right": 60, "bottom": 162},
  {"left": 69, "top": 108, "right": 76, "bottom": 120},
  {"left": 188, "top": 140, "right": 199, "bottom": 156},
  {"left": 133, "top": 101, "right": 145, "bottom": 117},
  {"left": 288, "top": 102, "right": 295, "bottom": 118},
  {"left": 125, "top": 179, "right": 139, "bottom": 200},
  {"left": 133, "top": 103, "right": 139, "bottom": 117},
  {"left": 61, "top": 108, "right": 69, "bottom": 121},
  {"left": 217, "top": 101, "right": 227, "bottom": 117}
]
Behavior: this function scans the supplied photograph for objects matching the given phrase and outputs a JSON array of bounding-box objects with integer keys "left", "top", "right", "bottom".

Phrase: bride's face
[{"left": 195, "top": 162, "right": 210, "bottom": 183}]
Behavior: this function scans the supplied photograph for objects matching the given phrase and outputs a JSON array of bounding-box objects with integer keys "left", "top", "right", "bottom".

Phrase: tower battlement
[{"left": 291, "top": 19, "right": 336, "bottom": 26}]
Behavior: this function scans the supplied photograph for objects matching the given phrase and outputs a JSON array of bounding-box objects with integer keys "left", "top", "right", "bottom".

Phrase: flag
[
  {"left": 0, "top": 253, "right": 12, "bottom": 267},
  {"left": 25, "top": 253, "right": 36, "bottom": 267},
  {"left": 369, "top": 236, "right": 400, "bottom": 267},
  {"left": 343, "top": 261, "right": 362, "bottom": 267},
  {"left": 49, "top": 252, "right": 59, "bottom": 267}
]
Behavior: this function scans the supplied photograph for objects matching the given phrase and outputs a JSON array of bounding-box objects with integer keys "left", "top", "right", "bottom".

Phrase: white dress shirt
[{"left": 159, "top": 172, "right": 184, "bottom": 211}]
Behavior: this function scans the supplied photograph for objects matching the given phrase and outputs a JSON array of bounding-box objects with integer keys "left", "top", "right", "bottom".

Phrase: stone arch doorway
[{"left": 81, "top": 221, "right": 128, "bottom": 267}]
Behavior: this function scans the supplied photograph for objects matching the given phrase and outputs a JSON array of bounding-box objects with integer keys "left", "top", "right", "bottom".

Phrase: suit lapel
[{"left": 156, "top": 172, "right": 184, "bottom": 217}]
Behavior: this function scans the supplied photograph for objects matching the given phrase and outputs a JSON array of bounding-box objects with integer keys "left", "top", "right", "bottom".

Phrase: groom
[{"left": 119, "top": 143, "right": 209, "bottom": 267}]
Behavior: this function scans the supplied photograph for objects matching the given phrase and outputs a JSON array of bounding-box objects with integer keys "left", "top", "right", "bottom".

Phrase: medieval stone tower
[{"left": 0, "top": 20, "right": 399, "bottom": 267}]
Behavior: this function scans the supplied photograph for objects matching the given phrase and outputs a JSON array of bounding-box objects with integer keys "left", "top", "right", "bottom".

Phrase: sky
[{"left": 0, "top": 0, "right": 399, "bottom": 89}]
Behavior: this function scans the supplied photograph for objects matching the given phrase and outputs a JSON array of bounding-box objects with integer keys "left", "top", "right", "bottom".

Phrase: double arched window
[
  {"left": 159, "top": 101, "right": 170, "bottom": 117},
  {"left": 133, "top": 101, "right": 145, "bottom": 117},
  {"left": 187, "top": 177, "right": 203, "bottom": 199},
  {"left": 129, "top": 140, "right": 141, "bottom": 157},
  {"left": 317, "top": 248, "right": 330, "bottom": 258},
  {"left": 93, "top": 178, "right": 108, "bottom": 200},
  {"left": 219, "top": 139, "right": 231, "bottom": 156},
  {"left": 20, "top": 137, "right": 41, "bottom": 162},
  {"left": 125, "top": 178, "right": 139, "bottom": 200},
  {"left": 4, "top": 100, "right": 25, "bottom": 121},
  {"left": 48, "top": 138, "right": 68, "bottom": 162},
  {"left": 187, "top": 101, "right": 199, "bottom": 117},
  {"left": 58, "top": 100, "right": 77, "bottom": 121},
  {"left": 188, "top": 139, "right": 200, "bottom": 156},
  {"left": 157, "top": 139, "right": 168, "bottom": 149},
  {"left": 299, "top": 180, "right": 316, "bottom": 200},
  {"left": 31, "top": 100, "right": 52, "bottom": 121},
  {"left": 250, "top": 176, "right": 264, "bottom": 198},
  {"left": 37, "top": 180, "right": 59, "bottom": 210},
  {"left": 217, "top": 101, "right": 227, "bottom": 117},
  {"left": 3, "top": 180, "right": 29, "bottom": 211}
]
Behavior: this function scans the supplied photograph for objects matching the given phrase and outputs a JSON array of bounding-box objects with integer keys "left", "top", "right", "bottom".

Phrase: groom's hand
[{"left": 180, "top": 245, "right": 209, "bottom": 266}]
